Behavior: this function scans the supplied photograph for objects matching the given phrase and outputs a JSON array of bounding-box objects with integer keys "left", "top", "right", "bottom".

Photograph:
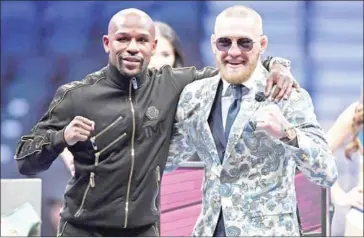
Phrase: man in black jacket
[{"left": 14, "top": 8, "right": 299, "bottom": 237}]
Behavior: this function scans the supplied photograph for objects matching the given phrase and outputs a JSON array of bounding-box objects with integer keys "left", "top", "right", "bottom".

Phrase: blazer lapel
[
  {"left": 223, "top": 65, "right": 269, "bottom": 164},
  {"left": 211, "top": 82, "right": 227, "bottom": 148},
  {"left": 199, "top": 75, "right": 224, "bottom": 169}
]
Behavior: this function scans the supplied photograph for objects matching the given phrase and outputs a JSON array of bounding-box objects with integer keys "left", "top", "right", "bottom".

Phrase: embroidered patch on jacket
[{"left": 146, "top": 106, "right": 159, "bottom": 120}]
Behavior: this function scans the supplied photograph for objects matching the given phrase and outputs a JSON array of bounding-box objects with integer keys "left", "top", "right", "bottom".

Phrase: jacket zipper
[
  {"left": 156, "top": 166, "right": 160, "bottom": 187},
  {"left": 124, "top": 78, "right": 136, "bottom": 228},
  {"left": 75, "top": 132, "right": 127, "bottom": 217},
  {"left": 74, "top": 172, "right": 94, "bottom": 217},
  {"left": 94, "top": 132, "right": 127, "bottom": 167},
  {"left": 152, "top": 224, "right": 160, "bottom": 237},
  {"left": 155, "top": 166, "right": 160, "bottom": 210},
  {"left": 90, "top": 116, "right": 124, "bottom": 150}
]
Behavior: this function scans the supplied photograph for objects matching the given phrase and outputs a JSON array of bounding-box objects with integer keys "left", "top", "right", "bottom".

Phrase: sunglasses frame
[{"left": 215, "top": 36, "right": 261, "bottom": 52}]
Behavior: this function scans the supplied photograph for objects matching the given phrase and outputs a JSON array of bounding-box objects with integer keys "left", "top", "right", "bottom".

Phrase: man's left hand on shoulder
[
  {"left": 265, "top": 57, "right": 301, "bottom": 102},
  {"left": 255, "top": 104, "right": 297, "bottom": 142}
]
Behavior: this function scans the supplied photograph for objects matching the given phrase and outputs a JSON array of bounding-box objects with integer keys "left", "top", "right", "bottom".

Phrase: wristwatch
[
  {"left": 280, "top": 126, "right": 297, "bottom": 142},
  {"left": 269, "top": 57, "right": 291, "bottom": 70}
]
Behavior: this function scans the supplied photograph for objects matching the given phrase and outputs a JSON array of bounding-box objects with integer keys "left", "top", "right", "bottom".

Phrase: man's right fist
[{"left": 64, "top": 116, "right": 95, "bottom": 146}]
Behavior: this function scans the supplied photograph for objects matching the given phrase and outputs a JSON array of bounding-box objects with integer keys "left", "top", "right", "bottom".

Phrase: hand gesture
[
  {"left": 255, "top": 104, "right": 290, "bottom": 139},
  {"left": 265, "top": 63, "right": 301, "bottom": 102},
  {"left": 64, "top": 116, "right": 95, "bottom": 146}
]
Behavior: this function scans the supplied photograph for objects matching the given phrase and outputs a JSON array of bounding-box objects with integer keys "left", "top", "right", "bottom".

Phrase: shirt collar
[{"left": 221, "top": 61, "right": 263, "bottom": 97}]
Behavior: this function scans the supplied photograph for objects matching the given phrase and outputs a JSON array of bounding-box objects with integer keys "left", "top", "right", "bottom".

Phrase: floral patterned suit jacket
[{"left": 165, "top": 64, "right": 338, "bottom": 236}]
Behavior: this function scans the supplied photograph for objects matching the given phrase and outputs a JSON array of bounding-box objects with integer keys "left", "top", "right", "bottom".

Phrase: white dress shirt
[{"left": 221, "top": 62, "right": 263, "bottom": 130}]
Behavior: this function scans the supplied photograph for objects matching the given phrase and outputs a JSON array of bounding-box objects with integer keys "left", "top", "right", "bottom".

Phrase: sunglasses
[{"left": 215, "top": 37, "right": 257, "bottom": 52}]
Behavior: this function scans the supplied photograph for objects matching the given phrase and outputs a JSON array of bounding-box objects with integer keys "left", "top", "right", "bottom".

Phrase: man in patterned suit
[{"left": 166, "top": 5, "right": 338, "bottom": 236}]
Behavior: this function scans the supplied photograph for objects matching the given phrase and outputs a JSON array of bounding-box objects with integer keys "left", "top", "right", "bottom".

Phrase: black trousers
[
  {"left": 297, "top": 206, "right": 303, "bottom": 236},
  {"left": 213, "top": 209, "right": 226, "bottom": 237},
  {"left": 57, "top": 218, "right": 160, "bottom": 237}
]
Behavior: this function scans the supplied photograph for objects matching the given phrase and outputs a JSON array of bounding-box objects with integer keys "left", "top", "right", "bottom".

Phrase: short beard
[
  {"left": 116, "top": 55, "right": 146, "bottom": 78},
  {"left": 217, "top": 54, "right": 260, "bottom": 84}
]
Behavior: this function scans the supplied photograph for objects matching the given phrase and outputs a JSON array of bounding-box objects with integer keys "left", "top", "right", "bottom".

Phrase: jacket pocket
[
  {"left": 94, "top": 132, "right": 127, "bottom": 166},
  {"left": 74, "top": 172, "right": 95, "bottom": 217},
  {"left": 56, "top": 220, "right": 68, "bottom": 237},
  {"left": 151, "top": 166, "right": 161, "bottom": 215},
  {"left": 152, "top": 223, "right": 160, "bottom": 237},
  {"left": 90, "top": 115, "right": 125, "bottom": 151},
  {"left": 84, "top": 132, "right": 128, "bottom": 191}
]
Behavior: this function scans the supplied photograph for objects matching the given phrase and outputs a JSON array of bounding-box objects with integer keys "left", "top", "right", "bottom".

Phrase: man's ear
[
  {"left": 102, "top": 35, "right": 110, "bottom": 54},
  {"left": 259, "top": 35, "right": 268, "bottom": 54},
  {"left": 151, "top": 39, "right": 158, "bottom": 56},
  {"left": 211, "top": 34, "right": 216, "bottom": 54}
]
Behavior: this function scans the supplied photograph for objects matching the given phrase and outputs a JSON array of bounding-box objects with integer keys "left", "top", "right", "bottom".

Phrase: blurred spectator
[
  {"left": 327, "top": 92, "right": 363, "bottom": 236},
  {"left": 148, "top": 21, "right": 185, "bottom": 69}
]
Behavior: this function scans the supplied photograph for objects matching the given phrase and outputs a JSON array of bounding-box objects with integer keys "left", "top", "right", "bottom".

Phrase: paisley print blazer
[{"left": 166, "top": 64, "right": 338, "bottom": 236}]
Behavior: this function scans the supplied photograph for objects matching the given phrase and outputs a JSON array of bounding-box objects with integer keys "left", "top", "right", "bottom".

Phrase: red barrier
[{"left": 160, "top": 168, "right": 322, "bottom": 236}]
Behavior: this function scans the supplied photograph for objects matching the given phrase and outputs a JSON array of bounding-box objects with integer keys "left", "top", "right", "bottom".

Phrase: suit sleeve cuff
[
  {"left": 289, "top": 129, "right": 312, "bottom": 160},
  {"left": 281, "top": 137, "right": 299, "bottom": 147}
]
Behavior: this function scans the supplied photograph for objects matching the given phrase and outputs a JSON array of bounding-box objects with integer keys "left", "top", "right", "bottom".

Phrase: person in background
[
  {"left": 327, "top": 93, "right": 363, "bottom": 236},
  {"left": 149, "top": 21, "right": 184, "bottom": 69}
]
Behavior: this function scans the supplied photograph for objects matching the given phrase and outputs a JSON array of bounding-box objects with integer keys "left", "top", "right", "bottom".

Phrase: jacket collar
[{"left": 105, "top": 63, "right": 148, "bottom": 90}]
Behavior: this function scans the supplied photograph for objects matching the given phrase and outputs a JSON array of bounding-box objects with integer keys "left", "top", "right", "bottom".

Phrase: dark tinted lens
[
  {"left": 216, "top": 38, "right": 232, "bottom": 51},
  {"left": 237, "top": 38, "right": 254, "bottom": 52}
]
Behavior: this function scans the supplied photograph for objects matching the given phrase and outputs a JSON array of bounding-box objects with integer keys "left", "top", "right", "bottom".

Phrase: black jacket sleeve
[
  {"left": 14, "top": 85, "right": 74, "bottom": 175},
  {"left": 166, "top": 57, "right": 274, "bottom": 92}
]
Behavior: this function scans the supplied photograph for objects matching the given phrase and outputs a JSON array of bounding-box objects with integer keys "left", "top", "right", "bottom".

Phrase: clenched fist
[
  {"left": 64, "top": 116, "right": 95, "bottom": 146},
  {"left": 255, "top": 104, "right": 291, "bottom": 139}
]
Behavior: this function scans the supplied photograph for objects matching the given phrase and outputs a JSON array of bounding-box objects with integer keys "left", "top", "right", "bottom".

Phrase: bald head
[
  {"left": 214, "top": 5, "right": 263, "bottom": 37},
  {"left": 107, "top": 8, "right": 155, "bottom": 39},
  {"left": 102, "top": 8, "right": 157, "bottom": 78}
]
